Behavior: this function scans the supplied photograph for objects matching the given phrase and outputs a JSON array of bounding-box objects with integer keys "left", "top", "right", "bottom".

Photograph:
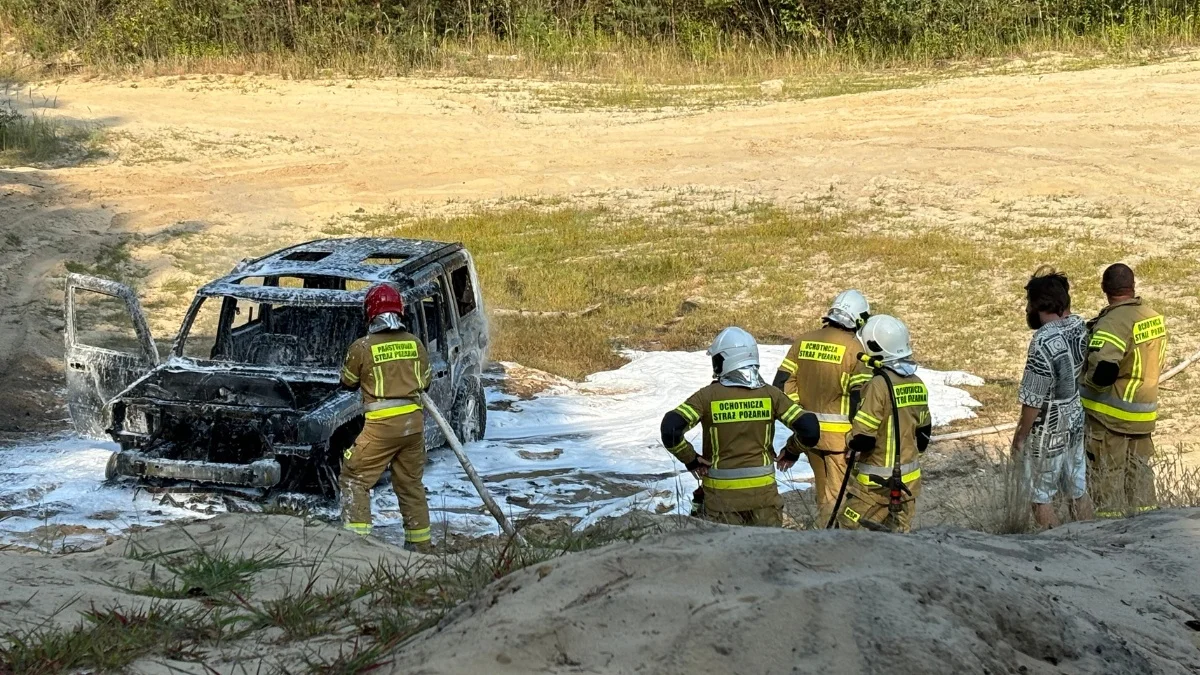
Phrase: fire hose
[{"left": 419, "top": 392, "right": 524, "bottom": 544}]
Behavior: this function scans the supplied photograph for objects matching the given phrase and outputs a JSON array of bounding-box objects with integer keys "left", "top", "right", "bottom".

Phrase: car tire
[
  {"left": 451, "top": 375, "right": 487, "bottom": 444},
  {"left": 104, "top": 452, "right": 120, "bottom": 481}
]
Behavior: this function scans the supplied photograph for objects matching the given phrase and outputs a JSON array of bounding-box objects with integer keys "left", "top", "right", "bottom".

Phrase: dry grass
[{"left": 115, "top": 190, "right": 1200, "bottom": 431}]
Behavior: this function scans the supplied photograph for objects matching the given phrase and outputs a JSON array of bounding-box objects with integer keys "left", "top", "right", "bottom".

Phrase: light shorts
[{"left": 1023, "top": 429, "right": 1088, "bottom": 504}]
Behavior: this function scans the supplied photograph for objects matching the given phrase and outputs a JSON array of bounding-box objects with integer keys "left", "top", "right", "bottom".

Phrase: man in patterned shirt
[{"left": 1011, "top": 267, "right": 1094, "bottom": 528}]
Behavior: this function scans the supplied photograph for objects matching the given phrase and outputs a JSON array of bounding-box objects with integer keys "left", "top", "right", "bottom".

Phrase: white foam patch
[
  {"left": 0, "top": 347, "right": 983, "bottom": 545},
  {"left": 375, "top": 346, "right": 984, "bottom": 535},
  {"left": 0, "top": 436, "right": 204, "bottom": 550}
]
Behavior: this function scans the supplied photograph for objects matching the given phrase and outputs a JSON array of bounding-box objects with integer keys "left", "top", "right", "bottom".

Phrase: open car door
[{"left": 65, "top": 274, "right": 159, "bottom": 438}]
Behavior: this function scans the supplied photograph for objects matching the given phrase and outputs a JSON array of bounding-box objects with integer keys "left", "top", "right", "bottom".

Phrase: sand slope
[
  {"left": 0, "top": 513, "right": 418, "bottom": 633},
  {"left": 398, "top": 510, "right": 1200, "bottom": 675}
]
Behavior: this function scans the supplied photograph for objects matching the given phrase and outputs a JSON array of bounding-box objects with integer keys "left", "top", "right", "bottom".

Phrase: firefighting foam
[{"left": 0, "top": 347, "right": 982, "bottom": 547}]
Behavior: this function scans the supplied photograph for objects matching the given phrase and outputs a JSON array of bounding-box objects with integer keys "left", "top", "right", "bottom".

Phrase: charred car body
[{"left": 65, "top": 238, "right": 488, "bottom": 493}]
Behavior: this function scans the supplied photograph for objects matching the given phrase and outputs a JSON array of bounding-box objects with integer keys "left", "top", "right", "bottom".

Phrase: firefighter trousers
[
  {"left": 805, "top": 448, "right": 848, "bottom": 525},
  {"left": 339, "top": 417, "right": 431, "bottom": 544},
  {"left": 837, "top": 489, "right": 916, "bottom": 533},
  {"left": 1085, "top": 418, "right": 1157, "bottom": 517},
  {"left": 704, "top": 506, "right": 783, "bottom": 527}
]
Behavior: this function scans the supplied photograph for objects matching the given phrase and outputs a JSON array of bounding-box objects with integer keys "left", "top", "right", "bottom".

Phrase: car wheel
[{"left": 451, "top": 375, "right": 487, "bottom": 444}]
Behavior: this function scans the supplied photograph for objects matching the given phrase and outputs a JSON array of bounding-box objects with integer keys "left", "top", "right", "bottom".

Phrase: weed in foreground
[
  {"left": 1151, "top": 446, "right": 1200, "bottom": 508},
  {"left": 0, "top": 602, "right": 231, "bottom": 674},
  {"left": 119, "top": 538, "right": 292, "bottom": 601},
  {"left": 937, "top": 444, "right": 1037, "bottom": 535}
]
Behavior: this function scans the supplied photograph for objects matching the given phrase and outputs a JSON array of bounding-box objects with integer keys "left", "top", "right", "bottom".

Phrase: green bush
[{"left": 1, "top": 0, "right": 1198, "bottom": 67}]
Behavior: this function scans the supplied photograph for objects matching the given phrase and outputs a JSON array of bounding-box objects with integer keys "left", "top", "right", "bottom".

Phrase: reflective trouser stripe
[
  {"left": 703, "top": 474, "right": 776, "bottom": 490},
  {"left": 854, "top": 462, "right": 921, "bottom": 486},
  {"left": 1081, "top": 397, "right": 1157, "bottom": 423},
  {"left": 707, "top": 465, "right": 774, "bottom": 480},
  {"left": 345, "top": 522, "right": 372, "bottom": 535},
  {"left": 365, "top": 404, "right": 422, "bottom": 420},
  {"left": 406, "top": 527, "right": 431, "bottom": 543}
]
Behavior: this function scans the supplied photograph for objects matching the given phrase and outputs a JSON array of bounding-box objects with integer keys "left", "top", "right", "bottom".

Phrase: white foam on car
[{"left": 0, "top": 346, "right": 983, "bottom": 546}]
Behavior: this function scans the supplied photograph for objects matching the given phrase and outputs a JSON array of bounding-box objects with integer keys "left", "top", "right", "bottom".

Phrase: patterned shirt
[{"left": 1018, "top": 315, "right": 1088, "bottom": 454}]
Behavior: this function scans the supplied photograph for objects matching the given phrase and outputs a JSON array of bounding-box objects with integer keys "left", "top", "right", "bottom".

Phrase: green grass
[
  {"left": 3, "top": 0, "right": 1200, "bottom": 87},
  {"left": 0, "top": 105, "right": 97, "bottom": 167},
  {"left": 0, "top": 603, "right": 235, "bottom": 674},
  {"left": 64, "top": 239, "right": 149, "bottom": 287},
  {"left": 330, "top": 201, "right": 1140, "bottom": 396},
  {"left": 119, "top": 540, "right": 292, "bottom": 600}
]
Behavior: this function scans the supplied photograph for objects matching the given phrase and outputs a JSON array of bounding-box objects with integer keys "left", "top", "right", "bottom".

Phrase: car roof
[{"left": 196, "top": 237, "right": 463, "bottom": 305}]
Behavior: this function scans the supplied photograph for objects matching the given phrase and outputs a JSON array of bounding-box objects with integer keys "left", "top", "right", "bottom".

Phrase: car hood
[{"left": 121, "top": 366, "right": 340, "bottom": 411}]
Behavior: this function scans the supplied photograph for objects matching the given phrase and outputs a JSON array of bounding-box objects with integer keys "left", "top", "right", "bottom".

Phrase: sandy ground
[
  {"left": 9, "top": 509, "right": 1198, "bottom": 674},
  {"left": 4, "top": 60, "right": 1200, "bottom": 435},
  {"left": 400, "top": 510, "right": 1200, "bottom": 674}
]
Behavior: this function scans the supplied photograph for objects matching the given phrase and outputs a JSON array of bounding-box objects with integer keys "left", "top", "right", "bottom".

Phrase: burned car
[{"left": 65, "top": 238, "right": 488, "bottom": 493}]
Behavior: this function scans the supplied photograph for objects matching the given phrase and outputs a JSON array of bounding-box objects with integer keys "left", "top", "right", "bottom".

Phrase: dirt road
[{"left": 4, "top": 60, "right": 1200, "bottom": 430}]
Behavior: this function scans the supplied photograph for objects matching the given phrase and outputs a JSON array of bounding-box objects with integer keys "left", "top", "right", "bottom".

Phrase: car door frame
[{"left": 64, "top": 273, "right": 159, "bottom": 438}]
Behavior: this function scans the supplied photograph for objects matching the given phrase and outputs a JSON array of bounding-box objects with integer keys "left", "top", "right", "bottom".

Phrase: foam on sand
[{"left": 0, "top": 347, "right": 983, "bottom": 545}]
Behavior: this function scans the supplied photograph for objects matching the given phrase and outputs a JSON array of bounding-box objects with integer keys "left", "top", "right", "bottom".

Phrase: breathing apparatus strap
[{"left": 857, "top": 353, "right": 912, "bottom": 520}]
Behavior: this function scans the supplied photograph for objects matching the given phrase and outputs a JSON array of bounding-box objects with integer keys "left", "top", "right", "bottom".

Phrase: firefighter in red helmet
[{"left": 339, "top": 282, "right": 434, "bottom": 551}]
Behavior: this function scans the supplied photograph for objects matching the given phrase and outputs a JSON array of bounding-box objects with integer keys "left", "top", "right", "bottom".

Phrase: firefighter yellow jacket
[
  {"left": 1083, "top": 298, "right": 1166, "bottom": 435},
  {"left": 846, "top": 371, "right": 930, "bottom": 504},
  {"left": 669, "top": 383, "right": 805, "bottom": 513},
  {"left": 778, "top": 324, "right": 873, "bottom": 452},
  {"left": 341, "top": 330, "right": 433, "bottom": 436}
]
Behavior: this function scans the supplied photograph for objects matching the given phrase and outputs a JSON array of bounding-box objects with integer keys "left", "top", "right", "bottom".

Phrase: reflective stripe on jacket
[
  {"left": 673, "top": 382, "right": 803, "bottom": 512},
  {"left": 780, "top": 325, "right": 871, "bottom": 451},
  {"left": 341, "top": 331, "right": 433, "bottom": 422},
  {"left": 1083, "top": 298, "right": 1165, "bottom": 435}
]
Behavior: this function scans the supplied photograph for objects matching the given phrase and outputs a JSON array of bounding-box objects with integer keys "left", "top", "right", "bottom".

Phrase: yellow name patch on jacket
[
  {"left": 893, "top": 383, "right": 928, "bottom": 407},
  {"left": 1133, "top": 316, "right": 1166, "bottom": 344},
  {"left": 797, "top": 341, "right": 846, "bottom": 364},
  {"left": 371, "top": 341, "right": 419, "bottom": 363},
  {"left": 711, "top": 398, "right": 773, "bottom": 423}
]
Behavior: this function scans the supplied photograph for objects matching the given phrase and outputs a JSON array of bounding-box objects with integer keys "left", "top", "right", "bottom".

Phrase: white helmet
[
  {"left": 707, "top": 327, "right": 760, "bottom": 377},
  {"left": 858, "top": 315, "right": 912, "bottom": 362},
  {"left": 826, "top": 290, "right": 870, "bottom": 330}
]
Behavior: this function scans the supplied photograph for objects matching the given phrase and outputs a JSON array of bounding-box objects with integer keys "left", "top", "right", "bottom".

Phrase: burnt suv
[{"left": 65, "top": 238, "right": 488, "bottom": 494}]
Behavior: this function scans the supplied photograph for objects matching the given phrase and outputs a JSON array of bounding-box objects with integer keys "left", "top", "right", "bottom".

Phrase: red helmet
[{"left": 364, "top": 283, "right": 404, "bottom": 321}]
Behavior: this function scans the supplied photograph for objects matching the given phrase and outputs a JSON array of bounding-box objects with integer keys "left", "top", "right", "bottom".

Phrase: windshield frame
[{"left": 172, "top": 291, "right": 364, "bottom": 373}]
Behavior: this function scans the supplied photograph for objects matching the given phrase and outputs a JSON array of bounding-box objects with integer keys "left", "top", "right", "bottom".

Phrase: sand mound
[
  {"left": 0, "top": 513, "right": 417, "bottom": 633},
  {"left": 397, "top": 511, "right": 1200, "bottom": 674}
]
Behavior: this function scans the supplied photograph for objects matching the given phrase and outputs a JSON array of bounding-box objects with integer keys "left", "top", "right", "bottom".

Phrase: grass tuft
[
  {"left": 0, "top": 602, "right": 231, "bottom": 674},
  {"left": 119, "top": 539, "right": 292, "bottom": 601},
  {"left": 0, "top": 103, "right": 100, "bottom": 167}
]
